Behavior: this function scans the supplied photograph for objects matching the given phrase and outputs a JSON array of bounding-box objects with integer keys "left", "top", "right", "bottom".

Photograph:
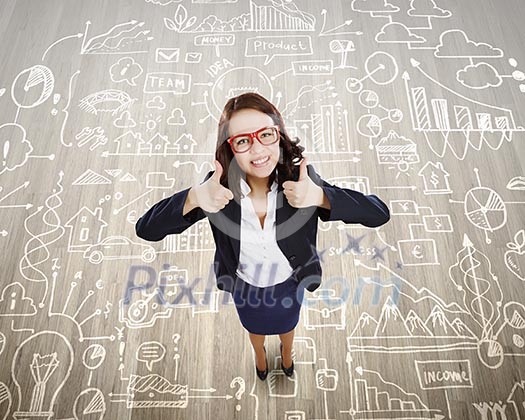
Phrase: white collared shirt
[{"left": 235, "top": 172, "right": 294, "bottom": 288}]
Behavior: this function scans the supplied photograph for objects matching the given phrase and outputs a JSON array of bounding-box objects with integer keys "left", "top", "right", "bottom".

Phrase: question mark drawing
[{"left": 229, "top": 377, "right": 245, "bottom": 412}]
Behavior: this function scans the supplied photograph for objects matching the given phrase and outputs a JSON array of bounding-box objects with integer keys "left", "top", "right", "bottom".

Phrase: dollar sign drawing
[
  {"left": 104, "top": 302, "right": 112, "bottom": 319},
  {"left": 434, "top": 217, "right": 442, "bottom": 230},
  {"left": 430, "top": 171, "right": 440, "bottom": 188}
]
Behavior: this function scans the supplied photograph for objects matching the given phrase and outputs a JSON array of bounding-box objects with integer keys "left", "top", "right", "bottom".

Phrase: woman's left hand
[{"left": 282, "top": 157, "right": 323, "bottom": 208}]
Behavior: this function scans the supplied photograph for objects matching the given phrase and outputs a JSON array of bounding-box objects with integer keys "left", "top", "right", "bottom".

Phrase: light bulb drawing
[{"left": 11, "top": 331, "right": 73, "bottom": 420}]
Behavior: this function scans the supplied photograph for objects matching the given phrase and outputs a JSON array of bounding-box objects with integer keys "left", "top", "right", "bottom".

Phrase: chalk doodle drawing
[{"left": 0, "top": 0, "right": 523, "bottom": 418}]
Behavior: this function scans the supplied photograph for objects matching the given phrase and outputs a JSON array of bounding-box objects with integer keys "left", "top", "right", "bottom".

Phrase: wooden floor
[{"left": 0, "top": 0, "right": 524, "bottom": 419}]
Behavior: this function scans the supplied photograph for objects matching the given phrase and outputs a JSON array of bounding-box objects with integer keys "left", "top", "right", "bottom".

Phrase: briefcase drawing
[{"left": 305, "top": 289, "right": 345, "bottom": 330}]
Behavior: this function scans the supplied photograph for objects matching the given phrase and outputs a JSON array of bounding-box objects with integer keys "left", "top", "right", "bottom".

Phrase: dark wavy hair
[{"left": 215, "top": 92, "right": 305, "bottom": 201}]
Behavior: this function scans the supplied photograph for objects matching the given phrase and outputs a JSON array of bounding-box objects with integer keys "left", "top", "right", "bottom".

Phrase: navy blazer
[{"left": 135, "top": 164, "right": 390, "bottom": 293}]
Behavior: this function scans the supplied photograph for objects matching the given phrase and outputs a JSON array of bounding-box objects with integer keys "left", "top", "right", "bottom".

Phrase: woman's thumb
[{"left": 212, "top": 160, "right": 223, "bottom": 180}]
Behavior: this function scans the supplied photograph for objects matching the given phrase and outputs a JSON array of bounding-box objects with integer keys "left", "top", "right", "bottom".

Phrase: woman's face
[{"left": 228, "top": 109, "right": 281, "bottom": 179}]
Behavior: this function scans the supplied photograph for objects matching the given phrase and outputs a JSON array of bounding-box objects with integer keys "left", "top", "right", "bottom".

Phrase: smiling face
[{"left": 227, "top": 108, "right": 281, "bottom": 182}]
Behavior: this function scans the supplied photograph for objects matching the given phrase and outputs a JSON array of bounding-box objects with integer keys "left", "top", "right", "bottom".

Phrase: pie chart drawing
[
  {"left": 464, "top": 186, "right": 507, "bottom": 240},
  {"left": 359, "top": 90, "right": 380, "bottom": 109},
  {"left": 357, "top": 114, "right": 382, "bottom": 138},
  {"left": 12, "top": 64, "right": 54, "bottom": 109}
]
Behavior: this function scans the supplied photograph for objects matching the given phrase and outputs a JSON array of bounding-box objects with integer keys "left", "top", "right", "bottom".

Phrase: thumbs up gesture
[
  {"left": 194, "top": 160, "right": 234, "bottom": 213},
  {"left": 282, "top": 157, "right": 323, "bottom": 208}
]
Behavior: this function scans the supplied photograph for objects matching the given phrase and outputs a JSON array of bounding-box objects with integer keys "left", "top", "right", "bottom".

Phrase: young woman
[{"left": 135, "top": 92, "right": 390, "bottom": 381}]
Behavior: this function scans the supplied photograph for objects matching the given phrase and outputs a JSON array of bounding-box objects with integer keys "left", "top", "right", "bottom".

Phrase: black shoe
[
  {"left": 280, "top": 342, "right": 294, "bottom": 376},
  {"left": 256, "top": 345, "right": 268, "bottom": 381}
]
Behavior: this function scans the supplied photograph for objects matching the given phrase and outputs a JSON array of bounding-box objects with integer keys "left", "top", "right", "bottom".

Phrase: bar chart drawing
[
  {"left": 404, "top": 59, "right": 524, "bottom": 160},
  {"left": 346, "top": 366, "right": 444, "bottom": 419},
  {"left": 250, "top": 0, "right": 315, "bottom": 31}
]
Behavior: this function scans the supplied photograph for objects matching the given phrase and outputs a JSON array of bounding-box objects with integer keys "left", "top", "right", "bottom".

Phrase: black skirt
[{"left": 230, "top": 271, "right": 305, "bottom": 335}]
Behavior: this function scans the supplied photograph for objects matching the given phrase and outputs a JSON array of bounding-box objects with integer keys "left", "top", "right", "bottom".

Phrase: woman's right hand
[{"left": 193, "top": 160, "right": 234, "bottom": 212}]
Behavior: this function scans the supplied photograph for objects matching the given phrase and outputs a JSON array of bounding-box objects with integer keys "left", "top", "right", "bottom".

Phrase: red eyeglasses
[{"left": 227, "top": 125, "right": 280, "bottom": 153}]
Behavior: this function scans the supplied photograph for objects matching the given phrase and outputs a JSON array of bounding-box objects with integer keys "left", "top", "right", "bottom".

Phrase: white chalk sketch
[
  {"left": 146, "top": 0, "right": 182, "bottom": 6},
  {"left": 472, "top": 380, "right": 525, "bottom": 419},
  {"left": 0, "top": 282, "right": 38, "bottom": 317},
  {"left": 346, "top": 51, "right": 399, "bottom": 95},
  {"left": 119, "top": 287, "right": 174, "bottom": 329},
  {"left": 0, "top": 382, "right": 12, "bottom": 419},
  {"left": 376, "top": 130, "right": 419, "bottom": 179},
  {"left": 246, "top": 35, "right": 313, "bottom": 66},
  {"left": 376, "top": 22, "right": 427, "bottom": 45},
  {"left": 125, "top": 374, "right": 189, "bottom": 408},
  {"left": 78, "top": 89, "right": 137, "bottom": 116},
  {"left": 319, "top": 10, "right": 363, "bottom": 37},
  {"left": 72, "top": 388, "right": 107, "bottom": 419},
  {"left": 75, "top": 126, "right": 108, "bottom": 150},
  {"left": 351, "top": 0, "right": 400, "bottom": 15},
  {"left": 136, "top": 341, "right": 166, "bottom": 371},
  {"left": 434, "top": 29, "right": 509, "bottom": 89},
  {"left": 304, "top": 289, "right": 346, "bottom": 330},
  {"left": 114, "top": 111, "right": 137, "bottom": 128},
  {"left": 82, "top": 236, "right": 157, "bottom": 264},
  {"left": 11, "top": 65, "right": 54, "bottom": 111},
  {"left": 0, "top": 123, "right": 34, "bottom": 174},
  {"left": 343, "top": 364, "right": 445, "bottom": 419},
  {"left": 417, "top": 161, "right": 452, "bottom": 195},
  {"left": 163, "top": 1, "right": 316, "bottom": 33},
  {"left": 155, "top": 47, "right": 180, "bottom": 63},
  {"left": 352, "top": 245, "right": 525, "bottom": 370},
  {"left": 328, "top": 40, "right": 356, "bottom": 69},
  {"left": 408, "top": 0, "right": 451, "bottom": 19},
  {"left": 2, "top": 0, "right": 525, "bottom": 418},
  {"left": 505, "top": 229, "right": 525, "bottom": 281},
  {"left": 449, "top": 168, "right": 525, "bottom": 243},
  {"left": 80, "top": 20, "right": 154, "bottom": 54},
  {"left": 207, "top": 64, "right": 274, "bottom": 117},
  {"left": 404, "top": 59, "right": 525, "bottom": 160},
  {"left": 11, "top": 331, "right": 74, "bottom": 419},
  {"left": 185, "top": 51, "right": 203, "bottom": 63},
  {"left": 109, "top": 57, "right": 144, "bottom": 86}
]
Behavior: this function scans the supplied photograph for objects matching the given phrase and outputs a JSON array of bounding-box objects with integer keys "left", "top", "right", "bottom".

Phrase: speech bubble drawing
[
  {"left": 110, "top": 57, "right": 143, "bottom": 86},
  {"left": 136, "top": 341, "right": 166, "bottom": 371},
  {"left": 245, "top": 35, "right": 312, "bottom": 65}
]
